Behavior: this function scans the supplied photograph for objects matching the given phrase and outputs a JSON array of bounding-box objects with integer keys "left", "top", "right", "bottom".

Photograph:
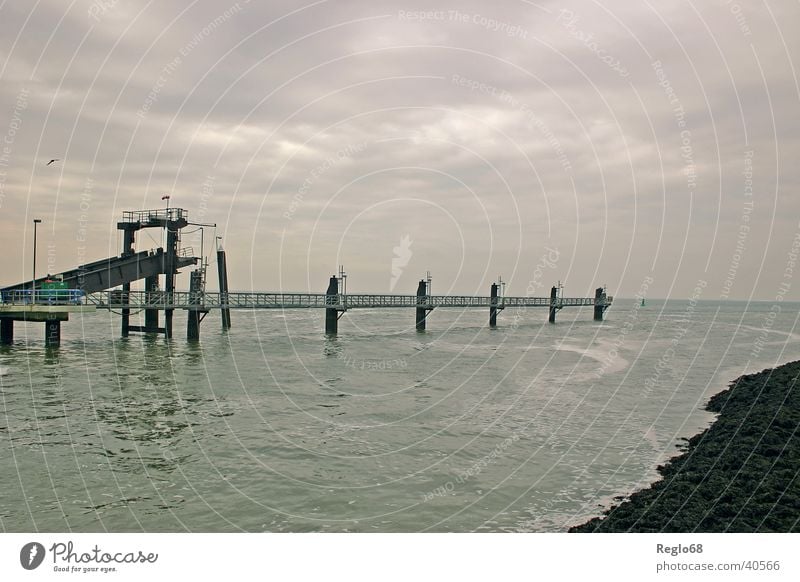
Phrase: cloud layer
[{"left": 1, "top": 0, "right": 798, "bottom": 300}]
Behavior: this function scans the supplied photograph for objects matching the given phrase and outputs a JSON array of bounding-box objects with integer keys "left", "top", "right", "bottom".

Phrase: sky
[{"left": 0, "top": 0, "right": 798, "bottom": 300}]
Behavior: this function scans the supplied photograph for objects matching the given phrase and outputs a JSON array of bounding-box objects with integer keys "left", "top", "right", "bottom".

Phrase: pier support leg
[
  {"left": 187, "top": 269, "right": 204, "bottom": 341},
  {"left": 416, "top": 280, "right": 428, "bottom": 331},
  {"left": 594, "top": 287, "right": 605, "bottom": 321},
  {"left": 164, "top": 223, "right": 179, "bottom": 339},
  {"left": 325, "top": 276, "right": 339, "bottom": 335},
  {"left": 145, "top": 275, "right": 159, "bottom": 331},
  {"left": 490, "top": 283, "right": 499, "bottom": 327},
  {"left": 187, "top": 311, "right": 201, "bottom": 341},
  {"left": 121, "top": 228, "right": 135, "bottom": 256},
  {"left": 164, "top": 311, "right": 173, "bottom": 338},
  {"left": 1, "top": 319, "right": 13, "bottom": 344},
  {"left": 217, "top": 249, "right": 232, "bottom": 330},
  {"left": 119, "top": 226, "right": 136, "bottom": 338},
  {"left": 121, "top": 282, "right": 131, "bottom": 337},
  {"left": 549, "top": 286, "right": 558, "bottom": 324},
  {"left": 45, "top": 319, "right": 61, "bottom": 347}
]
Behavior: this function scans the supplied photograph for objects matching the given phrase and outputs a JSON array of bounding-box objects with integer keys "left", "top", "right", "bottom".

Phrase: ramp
[{"left": 2, "top": 249, "right": 197, "bottom": 293}]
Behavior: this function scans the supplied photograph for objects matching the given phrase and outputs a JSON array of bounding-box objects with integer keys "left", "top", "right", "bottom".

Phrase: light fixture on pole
[{"left": 32, "top": 218, "right": 42, "bottom": 298}]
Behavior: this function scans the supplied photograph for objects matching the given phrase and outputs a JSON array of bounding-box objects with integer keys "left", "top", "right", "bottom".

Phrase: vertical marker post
[
  {"left": 549, "top": 286, "right": 558, "bottom": 324},
  {"left": 325, "top": 276, "right": 339, "bottom": 335},
  {"left": 490, "top": 283, "right": 499, "bottom": 327},
  {"left": 594, "top": 287, "right": 605, "bottom": 321},
  {"left": 416, "top": 279, "right": 428, "bottom": 331},
  {"left": 217, "top": 248, "right": 231, "bottom": 329}
]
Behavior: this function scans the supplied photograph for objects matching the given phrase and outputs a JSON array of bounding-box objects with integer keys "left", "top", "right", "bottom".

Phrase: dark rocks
[{"left": 570, "top": 360, "right": 800, "bottom": 532}]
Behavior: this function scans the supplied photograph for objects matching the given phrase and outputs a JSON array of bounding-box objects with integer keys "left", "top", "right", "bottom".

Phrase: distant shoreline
[{"left": 570, "top": 360, "right": 800, "bottom": 532}]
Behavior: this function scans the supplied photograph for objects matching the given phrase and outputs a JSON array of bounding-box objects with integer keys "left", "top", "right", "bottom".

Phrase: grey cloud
[{"left": 1, "top": 0, "right": 798, "bottom": 299}]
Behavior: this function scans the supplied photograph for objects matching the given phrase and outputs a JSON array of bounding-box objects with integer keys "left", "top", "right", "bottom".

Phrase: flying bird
[{"left": 46, "top": 159, "right": 59, "bottom": 166}]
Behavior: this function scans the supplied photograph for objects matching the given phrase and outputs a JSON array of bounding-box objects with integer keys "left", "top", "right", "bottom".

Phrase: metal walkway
[
  {"left": 84, "top": 290, "right": 613, "bottom": 310},
  {"left": 1, "top": 248, "right": 197, "bottom": 294}
]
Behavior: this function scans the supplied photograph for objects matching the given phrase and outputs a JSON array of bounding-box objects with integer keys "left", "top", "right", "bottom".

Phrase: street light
[{"left": 32, "top": 218, "right": 42, "bottom": 299}]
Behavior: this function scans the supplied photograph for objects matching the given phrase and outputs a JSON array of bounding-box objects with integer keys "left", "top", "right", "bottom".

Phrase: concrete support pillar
[
  {"left": 164, "top": 224, "right": 179, "bottom": 339},
  {"left": 164, "top": 310, "right": 173, "bottom": 338},
  {"left": 45, "top": 319, "right": 61, "bottom": 346},
  {"left": 145, "top": 275, "right": 159, "bottom": 331},
  {"left": 187, "top": 270, "right": 204, "bottom": 341},
  {"left": 121, "top": 229, "right": 135, "bottom": 256},
  {"left": 416, "top": 280, "right": 428, "bottom": 331},
  {"left": 120, "top": 227, "right": 136, "bottom": 338},
  {"left": 121, "top": 283, "right": 130, "bottom": 337},
  {"left": 594, "top": 287, "right": 605, "bottom": 321},
  {"left": 217, "top": 249, "right": 232, "bottom": 330},
  {"left": 0, "top": 319, "right": 13, "bottom": 344},
  {"left": 490, "top": 283, "right": 499, "bottom": 327},
  {"left": 187, "top": 310, "right": 201, "bottom": 340},
  {"left": 325, "top": 276, "right": 339, "bottom": 335},
  {"left": 549, "top": 286, "right": 558, "bottom": 324}
]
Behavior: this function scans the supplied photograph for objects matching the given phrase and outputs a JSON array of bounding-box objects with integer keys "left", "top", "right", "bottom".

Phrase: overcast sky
[{"left": 1, "top": 0, "right": 798, "bottom": 300}]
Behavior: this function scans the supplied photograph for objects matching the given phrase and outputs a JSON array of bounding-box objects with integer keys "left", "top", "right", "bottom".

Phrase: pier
[
  {"left": 83, "top": 283, "right": 612, "bottom": 339},
  {"left": 1, "top": 208, "right": 613, "bottom": 344},
  {"left": 0, "top": 295, "right": 96, "bottom": 346},
  {"left": 82, "top": 288, "right": 610, "bottom": 312}
]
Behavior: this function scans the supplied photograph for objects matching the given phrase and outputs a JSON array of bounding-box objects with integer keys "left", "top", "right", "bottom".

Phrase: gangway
[
  {"left": 1, "top": 248, "right": 197, "bottom": 294},
  {"left": 84, "top": 291, "right": 613, "bottom": 310}
]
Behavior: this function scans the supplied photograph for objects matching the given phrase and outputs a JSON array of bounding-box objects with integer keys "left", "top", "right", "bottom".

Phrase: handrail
[
  {"left": 1, "top": 289, "right": 86, "bottom": 306},
  {"left": 121, "top": 208, "right": 186, "bottom": 223},
  {"left": 83, "top": 290, "right": 614, "bottom": 310}
]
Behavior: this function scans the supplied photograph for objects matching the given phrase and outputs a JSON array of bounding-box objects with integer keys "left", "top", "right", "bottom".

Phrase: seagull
[{"left": 46, "top": 159, "right": 59, "bottom": 166}]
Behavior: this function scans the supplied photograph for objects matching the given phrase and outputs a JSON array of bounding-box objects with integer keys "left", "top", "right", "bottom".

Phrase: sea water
[{"left": 1, "top": 299, "right": 797, "bottom": 531}]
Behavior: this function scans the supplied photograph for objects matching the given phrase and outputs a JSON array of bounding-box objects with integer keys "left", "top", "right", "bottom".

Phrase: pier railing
[
  {"left": 84, "top": 290, "right": 613, "bottom": 310},
  {"left": 1, "top": 289, "right": 86, "bottom": 306},
  {"left": 121, "top": 208, "right": 186, "bottom": 224}
]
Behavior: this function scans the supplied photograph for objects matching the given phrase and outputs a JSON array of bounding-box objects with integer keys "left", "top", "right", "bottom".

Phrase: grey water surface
[{"left": 1, "top": 299, "right": 797, "bottom": 532}]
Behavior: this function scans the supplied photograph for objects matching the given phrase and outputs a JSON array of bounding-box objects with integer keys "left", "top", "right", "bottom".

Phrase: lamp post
[{"left": 32, "top": 218, "right": 42, "bottom": 299}]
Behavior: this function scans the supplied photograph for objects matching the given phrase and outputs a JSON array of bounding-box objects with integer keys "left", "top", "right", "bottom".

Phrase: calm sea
[{"left": 1, "top": 299, "right": 798, "bottom": 532}]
